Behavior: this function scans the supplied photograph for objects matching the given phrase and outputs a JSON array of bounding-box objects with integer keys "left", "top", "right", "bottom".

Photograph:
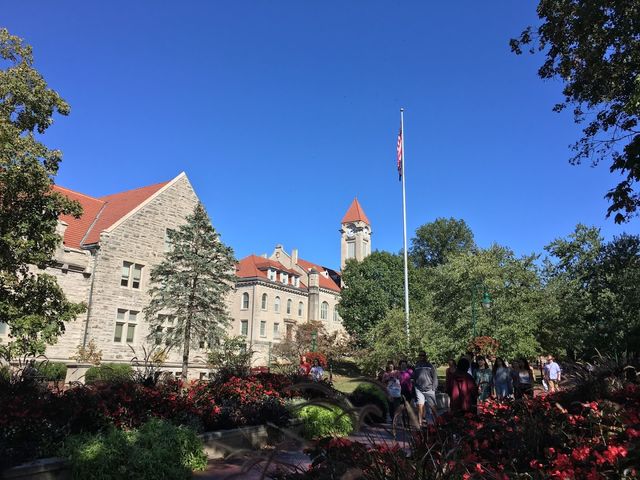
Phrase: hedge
[
  {"left": 84, "top": 363, "right": 133, "bottom": 384},
  {"left": 35, "top": 362, "right": 67, "bottom": 381},
  {"left": 297, "top": 404, "right": 353, "bottom": 439}
]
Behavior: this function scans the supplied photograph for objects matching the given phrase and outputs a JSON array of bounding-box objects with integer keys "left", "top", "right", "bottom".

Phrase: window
[
  {"left": 241, "top": 320, "right": 248, "bottom": 336},
  {"left": 333, "top": 307, "right": 339, "bottom": 323},
  {"left": 286, "top": 299, "right": 292, "bottom": 315},
  {"left": 0, "top": 322, "right": 6, "bottom": 335},
  {"left": 363, "top": 240, "right": 369, "bottom": 256},
  {"left": 121, "top": 261, "right": 143, "bottom": 288},
  {"left": 298, "top": 302, "right": 304, "bottom": 317},
  {"left": 286, "top": 323, "right": 293, "bottom": 340},
  {"left": 281, "top": 273, "right": 288, "bottom": 285},
  {"left": 114, "top": 309, "right": 137, "bottom": 343},
  {"left": 267, "top": 269, "right": 276, "bottom": 281},
  {"left": 320, "top": 301, "right": 329, "bottom": 320},
  {"left": 156, "top": 314, "right": 175, "bottom": 346},
  {"left": 164, "top": 228, "right": 174, "bottom": 252},
  {"left": 241, "top": 292, "right": 250, "bottom": 310},
  {"left": 274, "top": 296, "right": 280, "bottom": 313},
  {"left": 154, "top": 326, "right": 163, "bottom": 345},
  {"left": 273, "top": 322, "right": 280, "bottom": 339},
  {"left": 260, "top": 321, "right": 266, "bottom": 337},
  {"left": 347, "top": 242, "right": 355, "bottom": 259},
  {"left": 261, "top": 293, "right": 268, "bottom": 310}
]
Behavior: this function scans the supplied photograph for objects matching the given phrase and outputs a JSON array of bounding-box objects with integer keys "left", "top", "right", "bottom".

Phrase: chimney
[
  {"left": 56, "top": 220, "right": 68, "bottom": 243},
  {"left": 308, "top": 268, "right": 320, "bottom": 321},
  {"left": 292, "top": 248, "right": 298, "bottom": 265}
]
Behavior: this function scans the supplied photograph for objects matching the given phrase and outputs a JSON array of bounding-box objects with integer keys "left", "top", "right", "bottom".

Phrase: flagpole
[{"left": 400, "top": 108, "right": 410, "bottom": 348}]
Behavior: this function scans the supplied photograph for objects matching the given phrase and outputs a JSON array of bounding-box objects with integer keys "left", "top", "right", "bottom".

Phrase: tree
[
  {"left": 272, "top": 320, "right": 352, "bottom": 372},
  {"left": 511, "top": 1, "right": 640, "bottom": 222},
  {"left": 0, "top": 28, "right": 85, "bottom": 360},
  {"left": 427, "top": 245, "right": 545, "bottom": 362},
  {"left": 543, "top": 225, "right": 640, "bottom": 358},
  {"left": 410, "top": 218, "right": 476, "bottom": 268},
  {"left": 208, "top": 335, "right": 253, "bottom": 378},
  {"left": 337, "top": 251, "right": 430, "bottom": 344},
  {"left": 144, "top": 203, "right": 236, "bottom": 379}
]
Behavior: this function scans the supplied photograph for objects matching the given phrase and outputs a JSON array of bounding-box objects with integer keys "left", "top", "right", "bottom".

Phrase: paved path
[{"left": 193, "top": 423, "right": 406, "bottom": 479}]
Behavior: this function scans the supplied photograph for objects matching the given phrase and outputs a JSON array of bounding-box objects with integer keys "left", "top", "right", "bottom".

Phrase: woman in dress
[
  {"left": 492, "top": 357, "right": 511, "bottom": 400},
  {"left": 474, "top": 357, "right": 493, "bottom": 402}
]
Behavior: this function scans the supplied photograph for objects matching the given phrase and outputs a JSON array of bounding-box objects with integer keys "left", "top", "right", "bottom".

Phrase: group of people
[
  {"left": 299, "top": 355, "right": 325, "bottom": 381},
  {"left": 380, "top": 352, "right": 562, "bottom": 424}
]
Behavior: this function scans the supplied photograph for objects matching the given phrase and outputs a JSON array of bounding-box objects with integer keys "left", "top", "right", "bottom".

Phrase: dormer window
[
  {"left": 281, "top": 273, "right": 288, "bottom": 285},
  {"left": 267, "top": 269, "right": 276, "bottom": 281},
  {"left": 293, "top": 277, "right": 299, "bottom": 287}
]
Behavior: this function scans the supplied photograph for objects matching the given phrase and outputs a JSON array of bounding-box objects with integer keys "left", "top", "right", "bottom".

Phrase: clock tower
[{"left": 340, "top": 198, "right": 372, "bottom": 269}]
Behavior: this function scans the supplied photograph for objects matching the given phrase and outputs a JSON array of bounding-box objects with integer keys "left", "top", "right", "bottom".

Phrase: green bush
[
  {"left": 348, "top": 383, "right": 388, "bottom": 422},
  {"left": 85, "top": 363, "right": 133, "bottom": 384},
  {"left": 297, "top": 404, "right": 353, "bottom": 439},
  {"left": 59, "top": 418, "right": 207, "bottom": 480},
  {"left": 35, "top": 361, "right": 67, "bottom": 381}
]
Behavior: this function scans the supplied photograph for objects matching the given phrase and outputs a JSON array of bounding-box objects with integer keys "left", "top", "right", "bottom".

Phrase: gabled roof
[
  {"left": 53, "top": 178, "right": 173, "bottom": 248},
  {"left": 236, "top": 255, "right": 307, "bottom": 288},
  {"left": 342, "top": 198, "right": 370, "bottom": 225},
  {"left": 296, "top": 258, "right": 341, "bottom": 292}
]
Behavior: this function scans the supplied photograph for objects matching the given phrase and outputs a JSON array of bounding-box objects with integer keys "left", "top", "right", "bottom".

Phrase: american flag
[{"left": 396, "top": 128, "right": 403, "bottom": 180}]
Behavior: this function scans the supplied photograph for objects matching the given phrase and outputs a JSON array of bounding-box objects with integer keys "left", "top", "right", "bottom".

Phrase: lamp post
[
  {"left": 471, "top": 283, "right": 492, "bottom": 338},
  {"left": 311, "top": 330, "right": 318, "bottom": 352}
]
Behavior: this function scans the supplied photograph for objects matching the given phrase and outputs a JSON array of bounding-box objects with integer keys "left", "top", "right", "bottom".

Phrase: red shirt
[
  {"left": 299, "top": 362, "right": 311, "bottom": 375},
  {"left": 450, "top": 371, "right": 478, "bottom": 414}
]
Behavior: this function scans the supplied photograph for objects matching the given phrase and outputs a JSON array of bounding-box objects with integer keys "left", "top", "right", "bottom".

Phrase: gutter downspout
[{"left": 82, "top": 246, "right": 100, "bottom": 348}]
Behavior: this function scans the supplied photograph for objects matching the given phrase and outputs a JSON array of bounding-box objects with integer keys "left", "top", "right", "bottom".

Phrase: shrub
[
  {"left": 35, "top": 361, "right": 67, "bottom": 381},
  {"left": 305, "top": 351, "right": 328, "bottom": 367},
  {"left": 59, "top": 418, "right": 207, "bottom": 480},
  {"left": 297, "top": 404, "right": 353, "bottom": 439},
  {"left": 348, "top": 382, "right": 388, "bottom": 422},
  {"left": 84, "top": 363, "right": 132, "bottom": 384}
]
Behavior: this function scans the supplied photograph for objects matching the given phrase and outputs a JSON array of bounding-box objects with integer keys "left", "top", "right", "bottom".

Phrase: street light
[
  {"left": 471, "top": 283, "right": 492, "bottom": 338},
  {"left": 311, "top": 330, "right": 318, "bottom": 352}
]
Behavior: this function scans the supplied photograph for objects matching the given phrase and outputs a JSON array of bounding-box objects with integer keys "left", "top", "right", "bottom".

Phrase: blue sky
[{"left": 4, "top": 1, "right": 638, "bottom": 268}]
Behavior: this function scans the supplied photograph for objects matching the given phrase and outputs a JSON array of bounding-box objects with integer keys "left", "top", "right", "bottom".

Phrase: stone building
[{"left": 0, "top": 175, "right": 372, "bottom": 376}]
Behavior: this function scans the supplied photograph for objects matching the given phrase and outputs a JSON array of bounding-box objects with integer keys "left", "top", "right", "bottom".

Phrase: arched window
[
  {"left": 298, "top": 302, "right": 304, "bottom": 317},
  {"left": 261, "top": 293, "right": 268, "bottom": 310},
  {"left": 241, "top": 292, "right": 249, "bottom": 310},
  {"left": 286, "top": 299, "right": 292, "bottom": 315},
  {"left": 333, "top": 307, "right": 339, "bottom": 322},
  {"left": 274, "top": 296, "right": 281, "bottom": 313},
  {"left": 320, "top": 301, "right": 329, "bottom": 320}
]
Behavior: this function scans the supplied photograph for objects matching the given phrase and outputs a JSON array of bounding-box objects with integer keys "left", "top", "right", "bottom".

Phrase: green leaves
[
  {"left": 144, "top": 203, "right": 236, "bottom": 378},
  {"left": 0, "top": 29, "right": 84, "bottom": 361},
  {"left": 512, "top": 1, "right": 640, "bottom": 222}
]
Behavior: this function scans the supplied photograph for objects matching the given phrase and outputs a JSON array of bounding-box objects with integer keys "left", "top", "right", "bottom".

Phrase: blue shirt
[{"left": 545, "top": 361, "right": 561, "bottom": 380}]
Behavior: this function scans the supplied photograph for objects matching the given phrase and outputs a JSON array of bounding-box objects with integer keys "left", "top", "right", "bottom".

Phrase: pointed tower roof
[{"left": 342, "top": 198, "right": 370, "bottom": 225}]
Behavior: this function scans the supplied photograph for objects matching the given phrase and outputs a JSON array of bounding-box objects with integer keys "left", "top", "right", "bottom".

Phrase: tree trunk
[{"left": 182, "top": 317, "right": 191, "bottom": 380}]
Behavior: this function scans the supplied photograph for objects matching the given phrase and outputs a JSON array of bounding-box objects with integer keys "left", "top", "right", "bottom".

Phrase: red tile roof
[
  {"left": 296, "top": 258, "right": 341, "bottom": 292},
  {"left": 342, "top": 198, "right": 370, "bottom": 225},
  {"left": 53, "top": 180, "right": 169, "bottom": 248},
  {"left": 236, "top": 255, "right": 307, "bottom": 288}
]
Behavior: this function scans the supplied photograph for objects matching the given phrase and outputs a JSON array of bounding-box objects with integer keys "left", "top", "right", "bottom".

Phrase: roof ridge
[{"left": 99, "top": 180, "right": 171, "bottom": 200}]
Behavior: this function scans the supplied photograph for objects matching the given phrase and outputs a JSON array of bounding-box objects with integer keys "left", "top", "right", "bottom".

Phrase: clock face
[{"left": 345, "top": 224, "right": 356, "bottom": 238}]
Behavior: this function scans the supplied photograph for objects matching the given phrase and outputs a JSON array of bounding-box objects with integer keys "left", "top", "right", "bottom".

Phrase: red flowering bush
[
  {"left": 305, "top": 352, "right": 328, "bottom": 367},
  {"left": 468, "top": 336, "right": 500, "bottom": 358},
  {"left": 280, "top": 380, "right": 640, "bottom": 479}
]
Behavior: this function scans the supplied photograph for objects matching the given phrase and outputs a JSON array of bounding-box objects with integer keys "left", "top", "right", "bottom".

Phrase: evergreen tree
[
  {"left": 144, "top": 203, "right": 236, "bottom": 379},
  {"left": 0, "top": 28, "right": 85, "bottom": 361}
]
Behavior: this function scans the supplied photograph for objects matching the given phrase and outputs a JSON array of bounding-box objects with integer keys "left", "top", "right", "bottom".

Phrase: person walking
[
  {"left": 412, "top": 351, "right": 438, "bottom": 426},
  {"left": 492, "top": 357, "right": 511, "bottom": 400},
  {"left": 544, "top": 355, "right": 562, "bottom": 392},
  {"left": 445, "top": 358, "right": 456, "bottom": 397},
  {"left": 450, "top": 358, "right": 478, "bottom": 414},
  {"left": 398, "top": 359, "right": 414, "bottom": 403},
  {"left": 474, "top": 357, "right": 493, "bottom": 402},
  {"left": 516, "top": 358, "right": 535, "bottom": 398},
  {"left": 382, "top": 361, "right": 402, "bottom": 422}
]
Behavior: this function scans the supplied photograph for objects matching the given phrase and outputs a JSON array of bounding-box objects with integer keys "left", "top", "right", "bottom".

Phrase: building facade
[{"left": 0, "top": 175, "right": 372, "bottom": 376}]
